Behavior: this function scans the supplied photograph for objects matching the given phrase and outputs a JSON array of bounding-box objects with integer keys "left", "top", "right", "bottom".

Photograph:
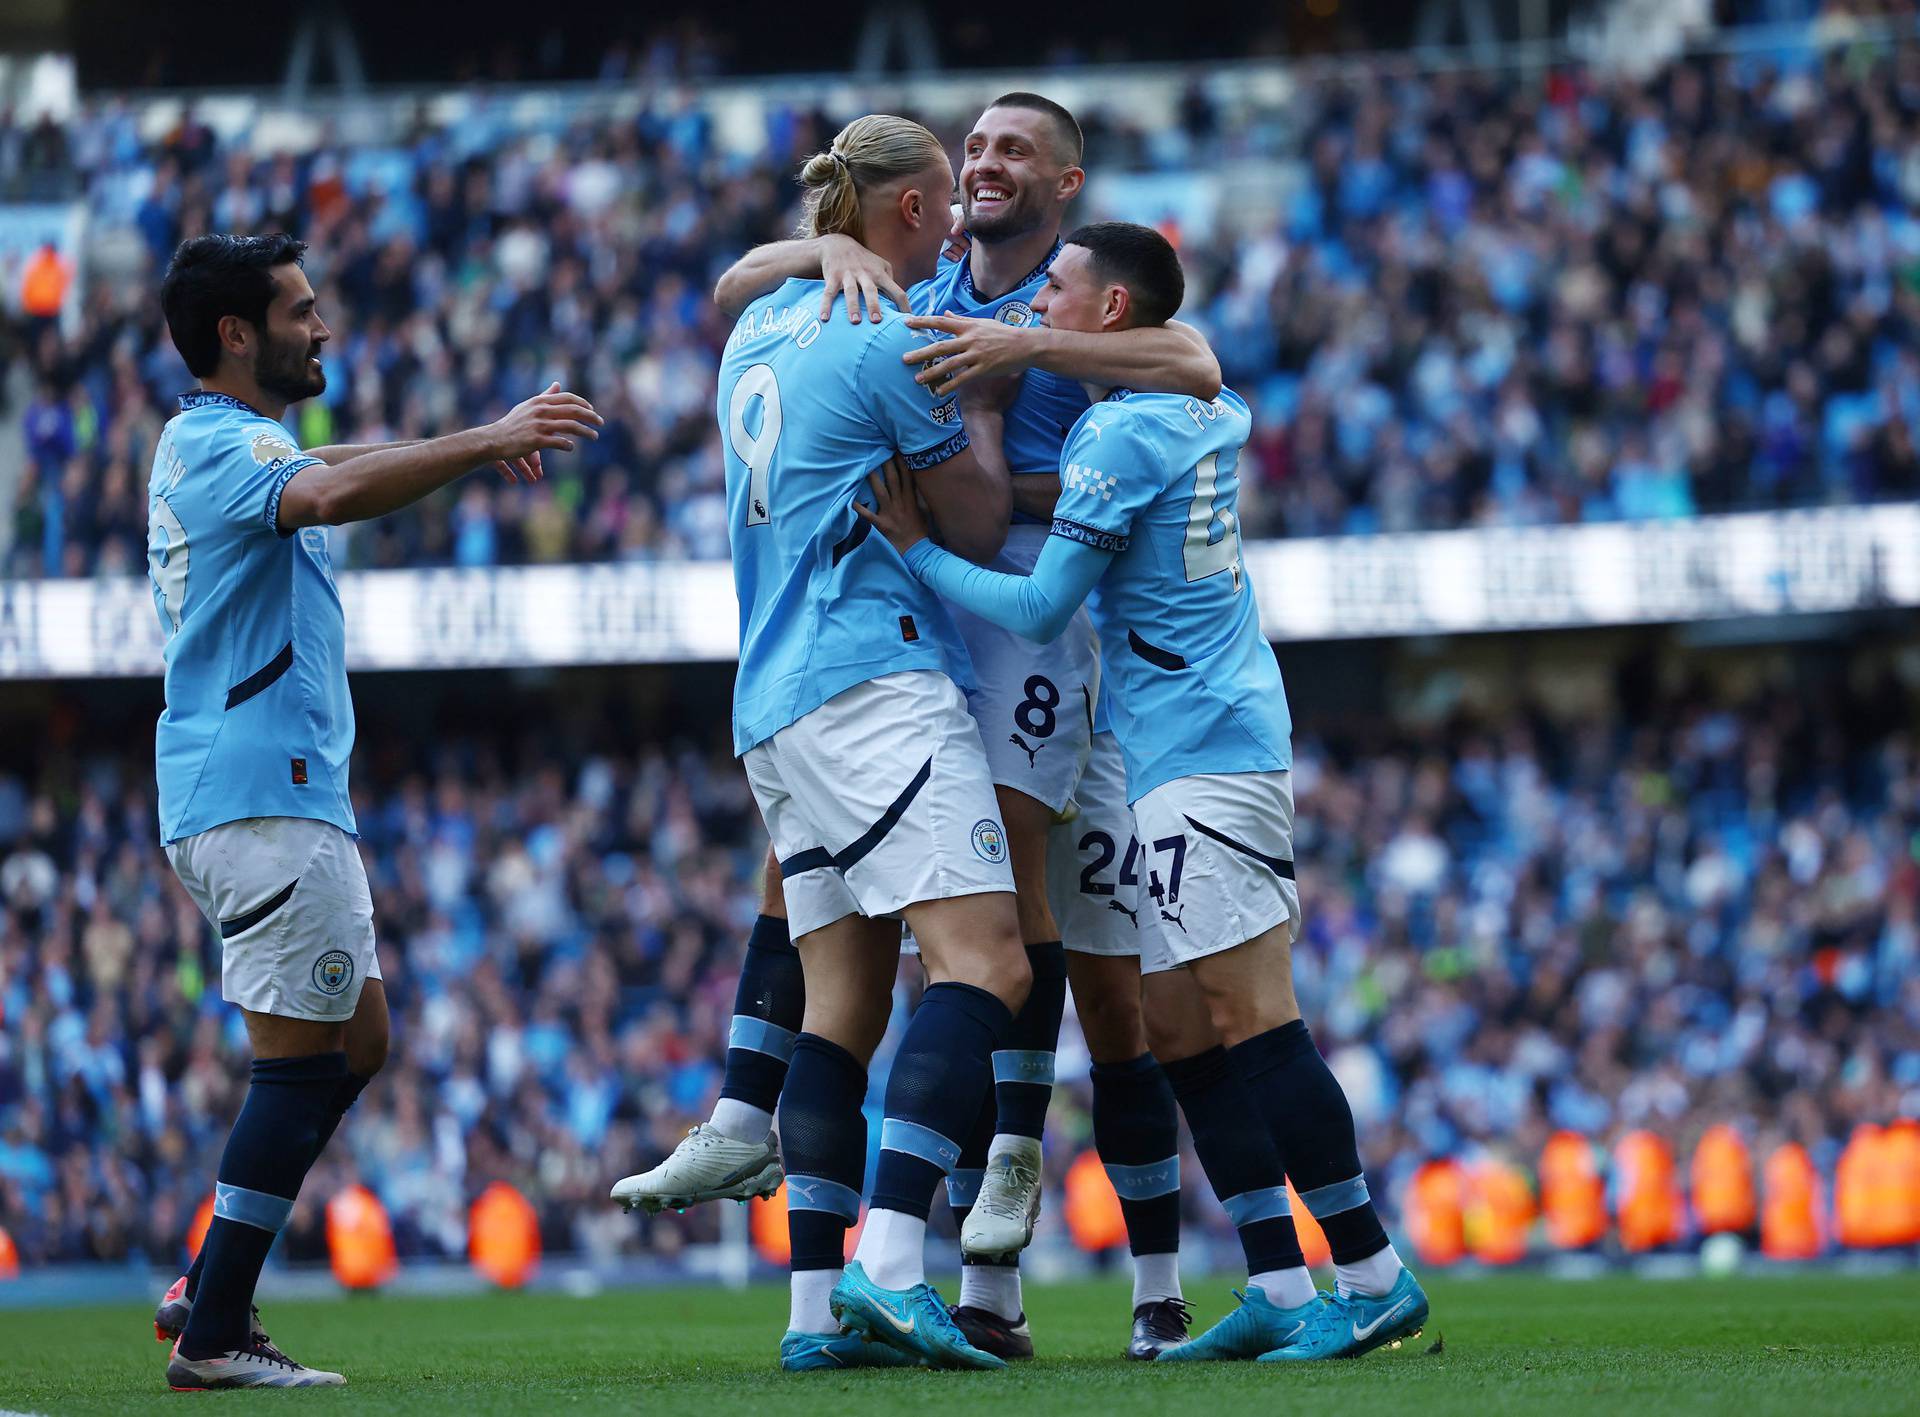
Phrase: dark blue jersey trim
[{"left": 1051, "top": 517, "right": 1129, "bottom": 552}]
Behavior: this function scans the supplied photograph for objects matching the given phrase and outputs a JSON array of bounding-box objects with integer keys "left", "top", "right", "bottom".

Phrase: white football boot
[
  {"left": 961, "top": 1138, "right": 1043, "bottom": 1260},
  {"left": 609, "top": 1124, "right": 783, "bottom": 1213}
]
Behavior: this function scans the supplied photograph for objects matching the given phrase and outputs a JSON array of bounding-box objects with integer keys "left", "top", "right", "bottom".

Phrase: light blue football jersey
[
  {"left": 146, "top": 392, "right": 356, "bottom": 843},
  {"left": 912, "top": 243, "right": 1089, "bottom": 494},
  {"left": 722, "top": 278, "right": 978, "bottom": 754},
  {"left": 1051, "top": 387, "right": 1291, "bottom": 799}
]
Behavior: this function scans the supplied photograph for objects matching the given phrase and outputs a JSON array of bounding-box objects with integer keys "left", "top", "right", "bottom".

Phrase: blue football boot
[
  {"left": 1257, "top": 1269, "right": 1429, "bottom": 1361},
  {"left": 1152, "top": 1286, "right": 1324, "bottom": 1362},
  {"left": 778, "top": 1328, "right": 920, "bottom": 1371},
  {"left": 828, "top": 1262, "right": 1006, "bottom": 1370}
]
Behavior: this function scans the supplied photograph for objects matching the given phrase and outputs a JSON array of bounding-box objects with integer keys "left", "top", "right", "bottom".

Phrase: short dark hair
[
  {"left": 160, "top": 233, "right": 308, "bottom": 377},
  {"left": 986, "top": 91, "right": 1084, "bottom": 166},
  {"left": 1064, "top": 221, "right": 1185, "bottom": 327}
]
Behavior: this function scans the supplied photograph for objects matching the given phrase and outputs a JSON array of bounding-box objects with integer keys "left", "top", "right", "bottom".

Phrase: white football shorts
[
  {"left": 744, "top": 670, "right": 1016, "bottom": 940},
  {"left": 1050, "top": 730, "right": 1146, "bottom": 958},
  {"left": 946, "top": 524, "right": 1098, "bottom": 815},
  {"left": 166, "top": 815, "right": 381, "bottom": 1022},
  {"left": 1131, "top": 770, "right": 1302, "bottom": 975}
]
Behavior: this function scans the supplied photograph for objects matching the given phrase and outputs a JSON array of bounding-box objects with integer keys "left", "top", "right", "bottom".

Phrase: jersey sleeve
[
  {"left": 904, "top": 531, "right": 1112, "bottom": 644},
  {"left": 857, "top": 318, "right": 972, "bottom": 471},
  {"left": 209, "top": 417, "right": 323, "bottom": 537},
  {"left": 1050, "top": 412, "right": 1162, "bottom": 551}
]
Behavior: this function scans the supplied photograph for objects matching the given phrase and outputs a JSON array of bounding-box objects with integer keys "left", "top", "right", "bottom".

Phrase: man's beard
[
  {"left": 965, "top": 186, "right": 1052, "bottom": 243},
  {"left": 256, "top": 335, "right": 325, "bottom": 403}
]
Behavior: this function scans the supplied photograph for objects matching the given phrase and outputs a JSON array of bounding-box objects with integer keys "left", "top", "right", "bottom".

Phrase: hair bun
[{"left": 800, "top": 151, "right": 842, "bottom": 187}]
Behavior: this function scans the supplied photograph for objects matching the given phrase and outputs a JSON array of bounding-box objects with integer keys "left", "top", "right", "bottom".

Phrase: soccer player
[
  {"left": 857, "top": 221, "right": 1433, "bottom": 1363},
  {"left": 145, "top": 233, "right": 599, "bottom": 1389},
  {"left": 618, "top": 91, "right": 1216, "bottom": 1361},
  {"left": 713, "top": 114, "right": 1040, "bottom": 1372}
]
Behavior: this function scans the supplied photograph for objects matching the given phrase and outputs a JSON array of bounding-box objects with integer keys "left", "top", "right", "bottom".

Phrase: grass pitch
[{"left": 3, "top": 1271, "right": 1917, "bottom": 1415}]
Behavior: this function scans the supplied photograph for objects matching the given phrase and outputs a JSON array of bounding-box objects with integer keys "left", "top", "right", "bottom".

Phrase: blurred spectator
[
  {"left": 13, "top": 31, "right": 1920, "bottom": 577},
  {"left": 0, "top": 665, "right": 1913, "bottom": 1266}
]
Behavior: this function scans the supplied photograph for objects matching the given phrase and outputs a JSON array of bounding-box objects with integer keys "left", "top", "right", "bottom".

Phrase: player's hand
[
  {"left": 959, "top": 374, "right": 1020, "bottom": 416},
  {"left": 941, "top": 209, "right": 971, "bottom": 265},
  {"left": 902, "top": 314, "right": 1036, "bottom": 396},
  {"left": 818, "top": 235, "right": 911, "bottom": 324},
  {"left": 493, "top": 452, "right": 544, "bottom": 484},
  {"left": 488, "top": 382, "right": 603, "bottom": 460},
  {"left": 854, "top": 454, "right": 931, "bottom": 552}
]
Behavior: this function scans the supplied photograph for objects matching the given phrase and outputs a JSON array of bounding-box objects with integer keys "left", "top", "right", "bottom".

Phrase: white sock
[
  {"left": 958, "top": 1263, "right": 1023, "bottom": 1320},
  {"left": 1335, "top": 1244, "right": 1404, "bottom": 1298},
  {"left": 709, "top": 1098, "right": 773, "bottom": 1143},
  {"left": 1131, "top": 1252, "right": 1183, "bottom": 1308},
  {"left": 1250, "top": 1265, "right": 1318, "bottom": 1310},
  {"left": 987, "top": 1133, "right": 1042, "bottom": 1165},
  {"left": 789, "top": 1268, "right": 839, "bottom": 1334},
  {"left": 852, "top": 1207, "right": 927, "bottom": 1291}
]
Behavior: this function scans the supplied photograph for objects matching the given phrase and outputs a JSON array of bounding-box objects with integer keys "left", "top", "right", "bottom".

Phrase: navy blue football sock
[
  {"left": 178, "top": 1052, "right": 347, "bottom": 1359},
  {"left": 1229, "top": 1020, "right": 1389, "bottom": 1265},
  {"left": 777, "top": 1033, "right": 868, "bottom": 1272},
  {"left": 191, "top": 1070, "right": 369, "bottom": 1302},
  {"left": 989, "top": 941, "right": 1063, "bottom": 1141},
  {"left": 311, "top": 1070, "right": 373, "bottom": 1158},
  {"left": 1162, "top": 1045, "right": 1305, "bottom": 1275},
  {"left": 870, "top": 982, "right": 1012, "bottom": 1219},
  {"left": 1092, "top": 1052, "right": 1182, "bottom": 1257},
  {"left": 720, "top": 915, "right": 804, "bottom": 1115}
]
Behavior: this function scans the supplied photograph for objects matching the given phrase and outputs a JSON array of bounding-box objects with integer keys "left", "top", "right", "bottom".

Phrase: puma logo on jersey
[
  {"left": 1009, "top": 732, "right": 1045, "bottom": 768},
  {"left": 1107, "top": 900, "right": 1138, "bottom": 927},
  {"left": 1159, "top": 904, "right": 1187, "bottom": 934}
]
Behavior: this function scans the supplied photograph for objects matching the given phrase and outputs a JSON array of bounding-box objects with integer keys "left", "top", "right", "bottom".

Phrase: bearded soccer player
[
  {"left": 613, "top": 91, "right": 1212, "bottom": 1362},
  {"left": 859, "top": 222, "right": 1432, "bottom": 1363},
  {"left": 146, "top": 233, "right": 599, "bottom": 1389}
]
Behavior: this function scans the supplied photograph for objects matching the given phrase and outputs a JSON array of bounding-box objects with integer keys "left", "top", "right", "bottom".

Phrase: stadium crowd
[
  {"left": 12, "top": 35, "right": 1920, "bottom": 575},
  {"left": 0, "top": 666, "right": 1913, "bottom": 1268}
]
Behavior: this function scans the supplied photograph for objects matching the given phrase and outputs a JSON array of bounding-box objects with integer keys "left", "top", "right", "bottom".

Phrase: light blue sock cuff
[
  {"left": 879, "top": 1118, "right": 962, "bottom": 1172},
  {"left": 213, "top": 1182, "right": 294, "bottom": 1234},
  {"left": 993, "top": 1050, "right": 1057, "bottom": 1086},
  {"left": 1221, "top": 1184, "right": 1292, "bottom": 1227},
  {"left": 1297, "top": 1176, "right": 1371, "bottom": 1219},
  {"left": 1105, "top": 1156, "right": 1181, "bottom": 1201},
  {"left": 728, "top": 1015, "right": 798, "bottom": 1061},
  {"left": 784, "top": 1174, "right": 862, "bottom": 1223}
]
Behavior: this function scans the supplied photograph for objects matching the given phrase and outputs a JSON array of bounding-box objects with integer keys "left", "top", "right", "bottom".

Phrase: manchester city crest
[
  {"left": 995, "top": 301, "right": 1036, "bottom": 327},
  {"left": 312, "top": 949, "right": 355, "bottom": 996},
  {"left": 971, "top": 819, "right": 1008, "bottom": 863}
]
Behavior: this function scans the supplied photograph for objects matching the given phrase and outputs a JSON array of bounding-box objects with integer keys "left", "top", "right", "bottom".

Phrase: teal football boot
[
  {"left": 828, "top": 1262, "right": 1006, "bottom": 1370},
  {"left": 778, "top": 1328, "right": 920, "bottom": 1371},
  {"left": 1153, "top": 1286, "right": 1323, "bottom": 1362},
  {"left": 1257, "top": 1269, "right": 1429, "bottom": 1361}
]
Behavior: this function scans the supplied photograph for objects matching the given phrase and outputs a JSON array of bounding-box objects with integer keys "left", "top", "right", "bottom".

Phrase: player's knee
[
  {"left": 1144, "top": 1002, "right": 1211, "bottom": 1063},
  {"left": 1076, "top": 984, "right": 1148, "bottom": 1063},
  {"left": 758, "top": 843, "right": 786, "bottom": 919},
  {"left": 347, "top": 1030, "right": 388, "bottom": 1079}
]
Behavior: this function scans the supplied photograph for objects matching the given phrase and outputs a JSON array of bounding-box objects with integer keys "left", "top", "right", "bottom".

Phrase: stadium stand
[{"left": 11, "top": 33, "right": 1920, "bottom": 575}]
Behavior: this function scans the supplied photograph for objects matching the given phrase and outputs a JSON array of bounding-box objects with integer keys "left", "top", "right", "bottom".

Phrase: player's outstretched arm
[
  {"left": 713, "top": 234, "right": 910, "bottom": 323},
  {"left": 276, "top": 384, "right": 600, "bottom": 530},
  {"left": 305, "top": 439, "right": 545, "bottom": 485},
  {"left": 902, "top": 315, "right": 1221, "bottom": 401},
  {"left": 857, "top": 459, "right": 1106, "bottom": 642}
]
